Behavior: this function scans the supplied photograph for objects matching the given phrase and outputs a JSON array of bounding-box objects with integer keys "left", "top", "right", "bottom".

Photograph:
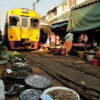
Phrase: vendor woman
[{"left": 63, "top": 32, "right": 74, "bottom": 56}]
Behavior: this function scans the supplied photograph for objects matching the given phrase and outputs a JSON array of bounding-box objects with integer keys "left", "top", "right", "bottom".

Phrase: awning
[
  {"left": 51, "top": 21, "right": 68, "bottom": 29},
  {"left": 67, "top": 0, "right": 100, "bottom": 32},
  {"left": 40, "top": 24, "right": 52, "bottom": 34},
  {"left": 40, "top": 22, "right": 50, "bottom": 25}
]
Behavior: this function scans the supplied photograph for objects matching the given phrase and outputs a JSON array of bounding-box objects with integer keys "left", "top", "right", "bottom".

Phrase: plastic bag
[{"left": 0, "top": 80, "right": 5, "bottom": 100}]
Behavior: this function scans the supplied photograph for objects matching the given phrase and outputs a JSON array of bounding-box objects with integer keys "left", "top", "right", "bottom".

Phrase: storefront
[{"left": 51, "top": 21, "right": 68, "bottom": 44}]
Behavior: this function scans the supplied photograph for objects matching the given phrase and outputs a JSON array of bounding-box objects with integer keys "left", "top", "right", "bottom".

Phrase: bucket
[
  {"left": 91, "top": 59, "right": 99, "bottom": 66},
  {"left": 86, "top": 54, "right": 95, "bottom": 62}
]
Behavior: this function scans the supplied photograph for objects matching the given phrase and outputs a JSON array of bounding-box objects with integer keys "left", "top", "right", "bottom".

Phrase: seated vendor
[{"left": 78, "top": 33, "right": 88, "bottom": 43}]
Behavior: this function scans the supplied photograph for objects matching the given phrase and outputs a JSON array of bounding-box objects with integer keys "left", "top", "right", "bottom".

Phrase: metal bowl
[
  {"left": 25, "top": 75, "right": 52, "bottom": 89},
  {"left": 19, "top": 89, "right": 42, "bottom": 100}
]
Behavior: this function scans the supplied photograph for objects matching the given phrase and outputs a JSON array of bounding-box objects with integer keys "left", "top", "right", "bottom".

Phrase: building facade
[{"left": 41, "top": 0, "right": 87, "bottom": 24}]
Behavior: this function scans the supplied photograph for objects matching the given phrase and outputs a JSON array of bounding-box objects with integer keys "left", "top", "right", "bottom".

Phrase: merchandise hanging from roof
[{"left": 67, "top": 0, "right": 100, "bottom": 32}]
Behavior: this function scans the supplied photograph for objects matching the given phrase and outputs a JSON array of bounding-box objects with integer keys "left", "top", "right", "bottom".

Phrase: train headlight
[{"left": 10, "top": 36, "right": 13, "bottom": 39}]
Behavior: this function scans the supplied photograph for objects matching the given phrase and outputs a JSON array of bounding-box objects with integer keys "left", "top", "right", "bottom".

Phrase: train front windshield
[
  {"left": 9, "top": 16, "right": 19, "bottom": 27},
  {"left": 9, "top": 16, "right": 39, "bottom": 28}
]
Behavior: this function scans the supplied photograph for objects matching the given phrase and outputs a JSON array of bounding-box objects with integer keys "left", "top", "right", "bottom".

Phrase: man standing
[{"left": 63, "top": 32, "right": 73, "bottom": 55}]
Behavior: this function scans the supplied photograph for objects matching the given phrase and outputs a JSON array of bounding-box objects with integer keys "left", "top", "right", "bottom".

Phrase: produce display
[
  {"left": 0, "top": 47, "right": 81, "bottom": 100},
  {"left": 8, "top": 51, "right": 25, "bottom": 59}
]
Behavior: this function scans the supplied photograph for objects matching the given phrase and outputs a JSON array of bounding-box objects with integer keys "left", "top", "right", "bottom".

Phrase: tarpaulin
[{"left": 67, "top": 0, "right": 100, "bottom": 32}]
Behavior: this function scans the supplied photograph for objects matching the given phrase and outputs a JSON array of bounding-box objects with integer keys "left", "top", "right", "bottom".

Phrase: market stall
[{"left": 67, "top": 0, "right": 100, "bottom": 61}]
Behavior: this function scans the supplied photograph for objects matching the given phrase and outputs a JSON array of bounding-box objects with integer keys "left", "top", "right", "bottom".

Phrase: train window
[
  {"left": 30, "top": 18, "right": 39, "bottom": 28},
  {"left": 22, "top": 18, "right": 28, "bottom": 27},
  {"left": 9, "top": 16, "right": 19, "bottom": 26}
]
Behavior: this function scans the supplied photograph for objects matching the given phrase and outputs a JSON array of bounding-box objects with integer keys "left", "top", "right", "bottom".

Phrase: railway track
[
  {"left": 21, "top": 51, "right": 100, "bottom": 100},
  {"left": 30, "top": 52, "right": 100, "bottom": 78}
]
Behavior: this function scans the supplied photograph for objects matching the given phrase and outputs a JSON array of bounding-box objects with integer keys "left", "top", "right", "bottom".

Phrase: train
[{"left": 3, "top": 8, "right": 41, "bottom": 50}]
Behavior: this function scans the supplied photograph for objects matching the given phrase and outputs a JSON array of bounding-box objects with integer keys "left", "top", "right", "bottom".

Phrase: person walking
[
  {"left": 50, "top": 32, "right": 56, "bottom": 48},
  {"left": 63, "top": 32, "right": 74, "bottom": 56}
]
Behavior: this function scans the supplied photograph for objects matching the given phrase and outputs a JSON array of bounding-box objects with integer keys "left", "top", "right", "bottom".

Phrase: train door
[{"left": 20, "top": 16, "right": 32, "bottom": 48}]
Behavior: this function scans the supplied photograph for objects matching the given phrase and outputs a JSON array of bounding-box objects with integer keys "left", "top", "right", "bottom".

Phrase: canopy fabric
[
  {"left": 67, "top": 0, "right": 100, "bottom": 32},
  {"left": 51, "top": 21, "right": 68, "bottom": 29}
]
